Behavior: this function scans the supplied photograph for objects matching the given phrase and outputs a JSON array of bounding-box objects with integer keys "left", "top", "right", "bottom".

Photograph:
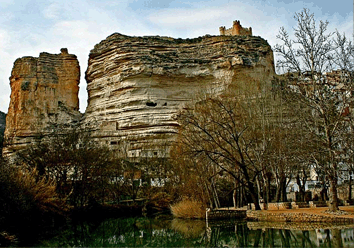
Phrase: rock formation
[
  {"left": 84, "top": 33, "right": 275, "bottom": 157},
  {"left": 3, "top": 30, "right": 275, "bottom": 158},
  {"left": 3, "top": 49, "right": 81, "bottom": 156}
]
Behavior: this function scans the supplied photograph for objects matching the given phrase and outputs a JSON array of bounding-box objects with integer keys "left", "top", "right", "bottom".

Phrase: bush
[
  {"left": 15, "top": 126, "right": 117, "bottom": 208},
  {"left": 0, "top": 161, "right": 66, "bottom": 230},
  {"left": 170, "top": 198, "right": 206, "bottom": 219}
]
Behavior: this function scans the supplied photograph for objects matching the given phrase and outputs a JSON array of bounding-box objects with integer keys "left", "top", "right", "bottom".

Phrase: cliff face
[
  {"left": 3, "top": 49, "right": 81, "bottom": 156},
  {"left": 3, "top": 33, "right": 275, "bottom": 158},
  {"left": 84, "top": 34, "right": 275, "bottom": 156}
]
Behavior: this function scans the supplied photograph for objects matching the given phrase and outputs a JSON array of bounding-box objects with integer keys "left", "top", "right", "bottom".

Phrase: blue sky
[{"left": 0, "top": 0, "right": 352, "bottom": 113}]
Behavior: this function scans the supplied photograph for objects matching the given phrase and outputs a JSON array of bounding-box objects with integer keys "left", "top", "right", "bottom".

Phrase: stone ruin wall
[{"left": 219, "top": 20, "right": 252, "bottom": 36}]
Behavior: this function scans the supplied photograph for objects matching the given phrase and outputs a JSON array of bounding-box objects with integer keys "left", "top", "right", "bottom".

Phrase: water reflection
[{"left": 38, "top": 217, "right": 354, "bottom": 247}]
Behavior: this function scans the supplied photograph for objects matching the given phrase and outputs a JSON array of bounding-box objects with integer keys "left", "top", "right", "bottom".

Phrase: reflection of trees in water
[
  {"left": 205, "top": 223, "right": 352, "bottom": 248},
  {"left": 332, "top": 229, "right": 344, "bottom": 248},
  {"left": 170, "top": 218, "right": 205, "bottom": 238},
  {"left": 316, "top": 228, "right": 346, "bottom": 247},
  {"left": 39, "top": 218, "right": 354, "bottom": 247}
]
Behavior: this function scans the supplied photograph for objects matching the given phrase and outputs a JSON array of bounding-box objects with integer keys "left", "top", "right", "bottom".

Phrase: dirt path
[{"left": 260, "top": 206, "right": 354, "bottom": 219}]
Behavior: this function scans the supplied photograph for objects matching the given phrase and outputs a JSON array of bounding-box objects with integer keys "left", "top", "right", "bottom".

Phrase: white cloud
[
  {"left": 148, "top": 8, "right": 229, "bottom": 27},
  {"left": 0, "top": 29, "right": 11, "bottom": 48},
  {"left": 0, "top": 28, "right": 12, "bottom": 113},
  {"left": 43, "top": 2, "right": 61, "bottom": 19},
  {"left": 0, "top": 0, "right": 14, "bottom": 8}
]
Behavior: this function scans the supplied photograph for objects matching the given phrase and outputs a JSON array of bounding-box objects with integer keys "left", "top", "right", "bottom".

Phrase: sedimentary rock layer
[
  {"left": 3, "top": 49, "right": 81, "bottom": 156},
  {"left": 84, "top": 33, "right": 275, "bottom": 156}
]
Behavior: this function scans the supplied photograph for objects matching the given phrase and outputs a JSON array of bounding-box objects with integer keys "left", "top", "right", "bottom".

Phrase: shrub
[
  {"left": 0, "top": 162, "right": 65, "bottom": 229},
  {"left": 170, "top": 198, "right": 206, "bottom": 219}
]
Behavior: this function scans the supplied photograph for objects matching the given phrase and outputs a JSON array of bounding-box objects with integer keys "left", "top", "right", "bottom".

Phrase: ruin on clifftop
[{"left": 219, "top": 20, "right": 252, "bottom": 36}]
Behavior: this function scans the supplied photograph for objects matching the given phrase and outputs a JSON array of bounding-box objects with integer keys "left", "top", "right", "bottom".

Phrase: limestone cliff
[
  {"left": 3, "top": 49, "right": 81, "bottom": 156},
  {"left": 84, "top": 33, "right": 275, "bottom": 157}
]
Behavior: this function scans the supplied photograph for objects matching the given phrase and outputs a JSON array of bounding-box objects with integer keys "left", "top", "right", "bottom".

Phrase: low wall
[
  {"left": 267, "top": 202, "right": 291, "bottom": 210},
  {"left": 247, "top": 221, "right": 354, "bottom": 230},
  {"left": 246, "top": 211, "right": 354, "bottom": 223},
  {"left": 206, "top": 209, "right": 246, "bottom": 220},
  {"left": 249, "top": 203, "right": 266, "bottom": 210},
  {"left": 250, "top": 202, "right": 314, "bottom": 210},
  {"left": 309, "top": 201, "right": 328, "bottom": 208},
  {"left": 291, "top": 201, "right": 309, "bottom": 209}
]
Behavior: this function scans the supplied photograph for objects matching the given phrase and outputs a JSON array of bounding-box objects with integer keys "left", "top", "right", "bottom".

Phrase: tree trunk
[
  {"left": 275, "top": 189, "right": 280, "bottom": 202},
  {"left": 233, "top": 181, "right": 238, "bottom": 208},
  {"left": 348, "top": 173, "right": 352, "bottom": 201},
  {"left": 280, "top": 178, "right": 287, "bottom": 202},
  {"left": 211, "top": 179, "right": 220, "bottom": 208},
  {"left": 266, "top": 175, "right": 271, "bottom": 203},
  {"left": 328, "top": 177, "right": 339, "bottom": 211},
  {"left": 296, "top": 174, "right": 306, "bottom": 202},
  {"left": 204, "top": 181, "right": 214, "bottom": 208},
  {"left": 248, "top": 182, "right": 261, "bottom": 210},
  {"left": 281, "top": 182, "right": 287, "bottom": 202},
  {"left": 275, "top": 177, "right": 287, "bottom": 202},
  {"left": 256, "top": 177, "right": 262, "bottom": 202},
  {"left": 332, "top": 229, "right": 343, "bottom": 248}
]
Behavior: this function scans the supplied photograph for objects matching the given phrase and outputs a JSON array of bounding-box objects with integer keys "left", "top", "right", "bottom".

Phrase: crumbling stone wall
[{"left": 219, "top": 20, "right": 252, "bottom": 36}]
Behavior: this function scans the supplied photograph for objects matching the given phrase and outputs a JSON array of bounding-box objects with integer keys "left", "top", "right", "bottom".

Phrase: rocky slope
[
  {"left": 84, "top": 33, "right": 275, "bottom": 157},
  {"left": 3, "top": 49, "right": 81, "bottom": 156}
]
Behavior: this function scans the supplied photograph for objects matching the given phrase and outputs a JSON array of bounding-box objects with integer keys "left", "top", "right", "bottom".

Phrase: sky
[{"left": 0, "top": 0, "right": 352, "bottom": 113}]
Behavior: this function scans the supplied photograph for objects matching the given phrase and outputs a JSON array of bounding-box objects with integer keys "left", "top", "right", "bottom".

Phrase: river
[{"left": 34, "top": 217, "right": 354, "bottom": 247}]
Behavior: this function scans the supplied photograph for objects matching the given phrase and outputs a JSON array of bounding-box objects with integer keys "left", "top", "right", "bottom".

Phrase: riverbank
[
  {"left": 247, "top": 206, "right": 354, "bottom": 223},
  {"left": 0, "top": 203, "right": 146, "bottom": 247}
]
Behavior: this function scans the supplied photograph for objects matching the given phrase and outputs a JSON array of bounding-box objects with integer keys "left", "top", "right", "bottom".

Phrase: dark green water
[{"left": 35, "top": 217, "right": 354, "bottom": 247}]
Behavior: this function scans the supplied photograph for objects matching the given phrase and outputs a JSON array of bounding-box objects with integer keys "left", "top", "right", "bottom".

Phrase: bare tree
[
  {"left": 173, "top": 80, "right": 301, "bottom": 210},
  {"left": 275, "top": 8, "right": 354, "bottom": 211},
  {"left": 275, "top": 8, "right": 333, "bottom": 75}
]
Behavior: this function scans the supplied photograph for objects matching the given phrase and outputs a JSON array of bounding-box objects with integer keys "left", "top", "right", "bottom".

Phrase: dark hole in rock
[
  {"left": 21, "top": 81, "right": 30, "bottom": 91},
  {"left": 146, "top": 101, "right": 157, "bottom": 107}
]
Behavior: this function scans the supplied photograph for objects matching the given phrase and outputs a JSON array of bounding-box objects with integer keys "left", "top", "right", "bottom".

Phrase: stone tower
[{"left": 219, "top": 20, "right": 252, "bottom": 36}]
